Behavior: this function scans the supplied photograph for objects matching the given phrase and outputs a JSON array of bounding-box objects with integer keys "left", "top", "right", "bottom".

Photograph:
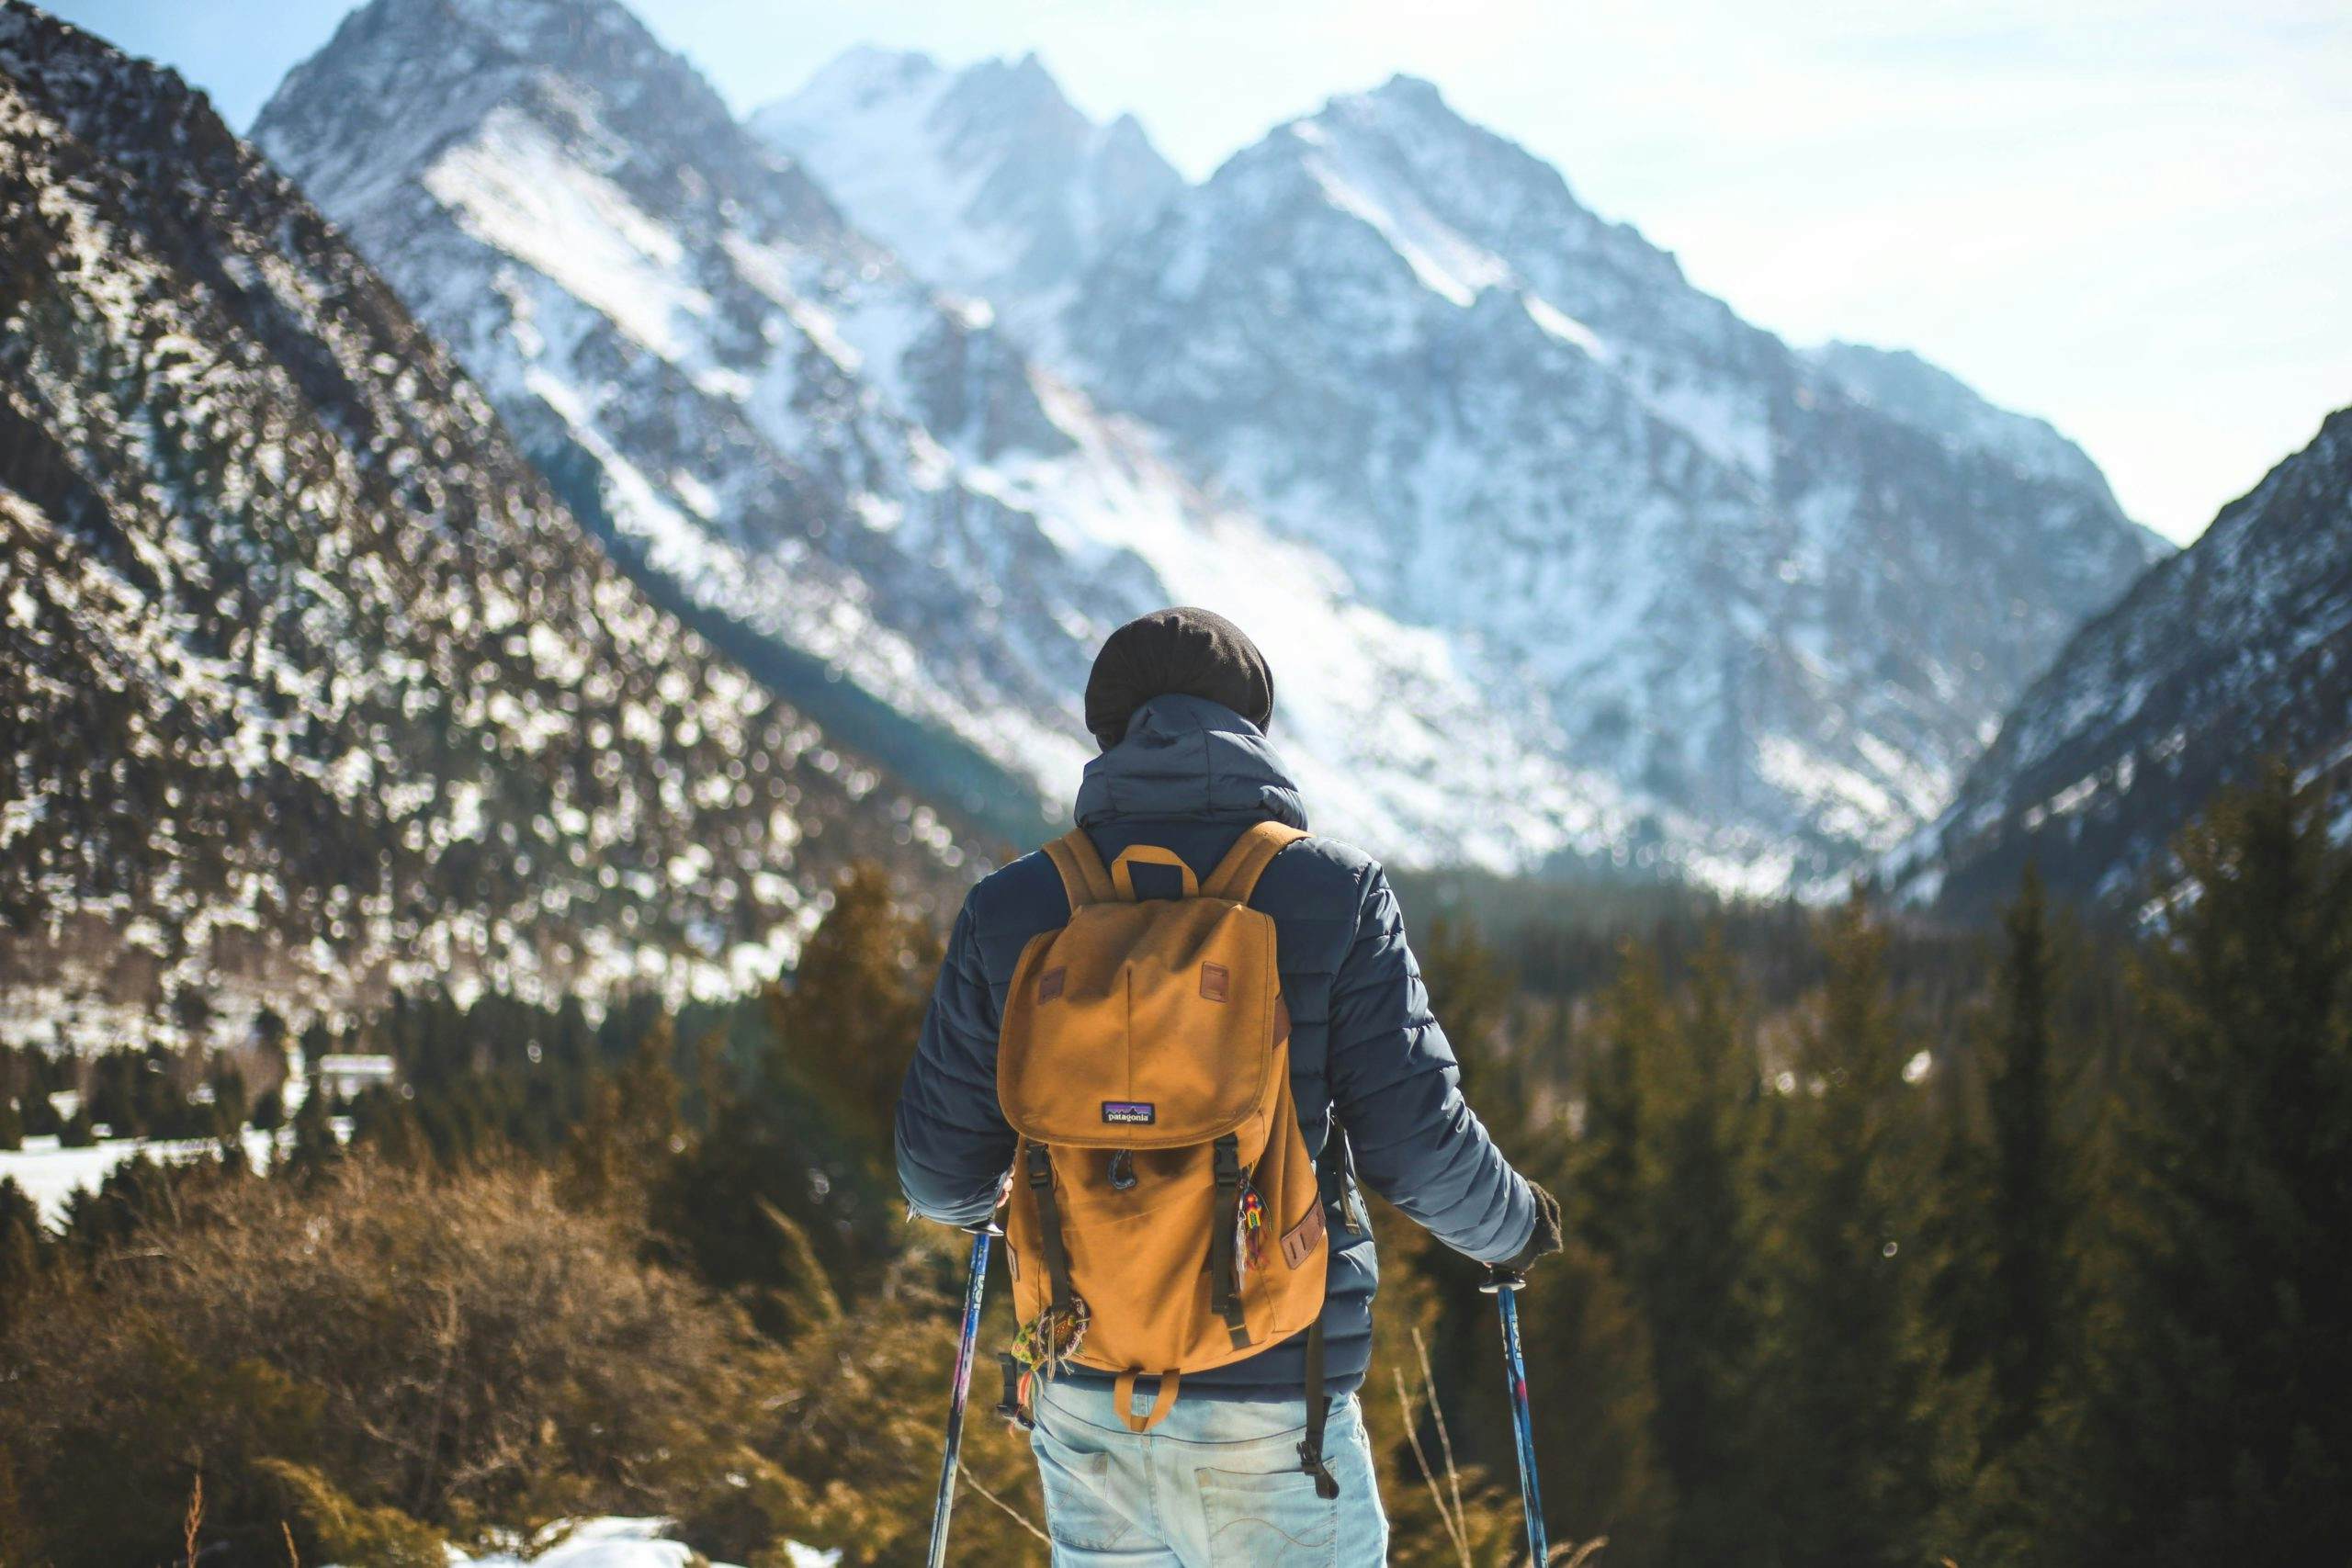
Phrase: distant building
[{"left": 312, "top": 1054, "right": 396, "bottom": 1100}]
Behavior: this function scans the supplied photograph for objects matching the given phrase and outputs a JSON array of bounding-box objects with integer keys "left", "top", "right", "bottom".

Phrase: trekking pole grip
[{"left": 1480, "top": 1265, "right": 1528, "bottom": 1293}]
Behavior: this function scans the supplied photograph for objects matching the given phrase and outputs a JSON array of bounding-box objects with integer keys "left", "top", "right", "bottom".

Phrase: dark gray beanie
[{"left": 1084, "top": 607, "right": 1274, "bottom": 750}]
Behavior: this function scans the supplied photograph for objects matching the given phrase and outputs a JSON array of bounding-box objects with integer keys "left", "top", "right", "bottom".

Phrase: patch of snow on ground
[
  {"left": 0, "top": 1125, "right": 315, "bottom": 1224},
  {"left": 441, "top": 1516, "right": 832, "bottom": 1568}
]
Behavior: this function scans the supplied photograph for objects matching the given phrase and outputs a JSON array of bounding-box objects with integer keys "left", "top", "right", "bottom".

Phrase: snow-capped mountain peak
[
  {"left": 259, "top": 4, "right": 2164, "bottom": 891},
  {"left": 752, "top": 45, "right": 1182, "bottom": 330},
  {"left": 1046, "top": 71, "right": 2164, "bottom": 884},
  {"left": 257, "top": 0, "right": 1637, "bottom": 874}
]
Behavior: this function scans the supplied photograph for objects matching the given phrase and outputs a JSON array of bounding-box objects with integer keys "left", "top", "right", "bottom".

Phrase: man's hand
[{"left": 1499, "top": 1180, "right": 1563, "bottom": 1274}]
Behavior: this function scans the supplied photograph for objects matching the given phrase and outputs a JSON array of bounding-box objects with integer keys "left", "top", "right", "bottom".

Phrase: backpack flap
[{"left": 999, "top": 895, "right": 1282, "bottom": 1151}]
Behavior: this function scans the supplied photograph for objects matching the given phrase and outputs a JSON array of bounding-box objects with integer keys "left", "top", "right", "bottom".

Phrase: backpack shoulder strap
[
  {"left": 1202, "top": 820, "right": 1309, "bottom": 903},
  {"left": 1042, "top": 829, "right": 1116, "bottom": 909}
]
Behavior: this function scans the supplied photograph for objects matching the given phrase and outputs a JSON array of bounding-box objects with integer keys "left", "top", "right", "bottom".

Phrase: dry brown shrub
[
  {"left": 697, "top": 1224, "right": 1050, "bottom": 1567},
  {"left": 0, "top": 1156, "right": 784, "bottom": 1566}
]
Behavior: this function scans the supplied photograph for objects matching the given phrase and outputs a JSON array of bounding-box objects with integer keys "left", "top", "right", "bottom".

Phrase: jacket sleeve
[
  {"left": 1324, "top": 862, "right": 1536, "bottom": 1265},
  {"left": 894, "top": 892, "right": 1015, "bottom": 1226}
]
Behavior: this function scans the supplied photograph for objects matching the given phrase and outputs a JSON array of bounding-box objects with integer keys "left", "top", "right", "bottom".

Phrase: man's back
[
  {"left": 896, "top": 692, "right": 1537, "bottom": 1400},
  {"left": 899, "top": 613, "right": 1556, "bottom": 1565}
]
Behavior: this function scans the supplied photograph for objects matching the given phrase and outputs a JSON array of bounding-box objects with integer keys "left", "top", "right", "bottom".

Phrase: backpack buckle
[
  {"left": 1298, "top": 1439, "right": 1341, "bottom": 1500},
  {"left": 994, "top": 1350, "right": 1034, "bottom": 1429}
]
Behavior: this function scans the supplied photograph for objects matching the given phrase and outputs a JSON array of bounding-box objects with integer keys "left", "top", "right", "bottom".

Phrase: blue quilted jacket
[{"left": 894, "top": 694, "right": 1537, "bottom": 1399}]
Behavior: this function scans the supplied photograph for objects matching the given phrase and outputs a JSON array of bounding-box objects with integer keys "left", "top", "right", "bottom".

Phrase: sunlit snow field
[
  {"left": 441, "top": 1516, "right": 835, "bottom": 1568},
  {"left": 0, "top": 1123, "right": 341, "bottom": 1224}
]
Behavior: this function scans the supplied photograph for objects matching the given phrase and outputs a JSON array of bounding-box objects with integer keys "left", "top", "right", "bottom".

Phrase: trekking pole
[
  {"left": 926, "top": 1219, "right": 999, "bottom": 1568},
  {"left": 1482, "top": 1266, "right": 1549, "bottom": 1566}
]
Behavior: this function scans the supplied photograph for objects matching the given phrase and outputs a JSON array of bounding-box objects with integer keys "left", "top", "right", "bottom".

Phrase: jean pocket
[
  {"left": 1035, "top": 1438, "right": 1134, "bottom": 1551},
  {"left": 1198, "top": 1462, "right": 1337, "bottom": 1567}
]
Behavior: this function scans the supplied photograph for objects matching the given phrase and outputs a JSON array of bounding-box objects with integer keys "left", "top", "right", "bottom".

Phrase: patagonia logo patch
[
  {"left": 1201, "top": 963, "right": 1230, "bottom": 1002},
  {"left": 1036, "top": 966, "right": 1066, "bottom": 1001},
  {"left": 1101, "top": 1100, "right": 1157, "bottom": 1125}
]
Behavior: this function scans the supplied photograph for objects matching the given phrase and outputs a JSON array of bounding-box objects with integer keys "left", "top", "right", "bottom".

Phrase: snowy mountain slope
[
  {"left": 1044, "top": 75, "right": 2167, "bottom": 885},
  {"left": 0, "top": 2, "right": 963, "bottom": 1051},
  {"left": 751, "top": 47, "right": 1180, "bottom": 339},
  {"left": 1801, "top": 342, "right": 2130, "bottom": 510},
  {"left": 254, "top": 0, "right": 1644, "bottom": 873},
  {"left": 1891, "top": 407, "right": 2352, "bottom": 914}
]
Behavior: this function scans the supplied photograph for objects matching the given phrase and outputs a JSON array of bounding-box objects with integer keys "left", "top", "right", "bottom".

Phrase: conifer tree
[
  {"left": 0, "top": 1094, "right": 20, "bottom": 1152},
  {"left": 560, "top": 1016, "right": 684, "bottom": 1213},
  {"left": 1928, "top": 869, "right": 2098, "bottom": 1568},
  {"left": 207, "top": 1058, "right": 249, "bottom": 1139},
  {"left": 1575, "top": 941, "right": 1664, "bottom": 1268},
  {"left": 1408, "top": 920, "right": 1673, "bottom": 1564},
  {"left": 651, "top": 1082, "right": 872, "bottom": 1337},
  {"left": 298, "top": 1019, "right": 332, "bottom": 1077},
  {"left": 1417, "top": 914, "right": 1516, "bottom": 1097},
  {"left": 0, "top": 1176, "right": 41, "bottom": 1333},
  {"left": 349, "top": 1087, "right": 432, "bottom": 1170},
  {"left": 654, "top": 892, "right": 930, "bottom": 1322},
  {"left": 1932, "top": 865, "right": 2079, "bottom": 1568},
  {"left": 284, "top": 1079, "right": 342, "bottom": 1182},
  {"left": 1631, "top": 924, "right": 1766, "bottom": 1563},
  {"left": 763, "top": 863, "right": 941, "bottom": 1164},
  {"left": 17, "top": 1084, "right": 61, "bottom": 1138},
  {"left": 1978, "top": 867, "right": 2070, "bottom": 1443},
  {"left": 2066, "top": 772, "right": 2352, "bottom": 1566},
  {"left": 1750, "top": 892, "right": 1947, "bottom": 1568}
]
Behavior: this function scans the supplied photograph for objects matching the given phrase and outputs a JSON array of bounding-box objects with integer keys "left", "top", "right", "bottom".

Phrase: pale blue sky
[{"left": 46, "top": 0, "right": 2352, "bottom": 543}]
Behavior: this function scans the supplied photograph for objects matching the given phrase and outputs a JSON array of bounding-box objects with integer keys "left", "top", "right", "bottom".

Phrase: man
[{"left": 897, "top": 606, "right": 1561, "bottom": 1565}]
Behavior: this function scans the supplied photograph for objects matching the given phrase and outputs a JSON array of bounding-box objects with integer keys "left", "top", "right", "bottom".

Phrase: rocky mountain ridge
[
  {"left": 0, "top": 1, "right": 962, "bottom": 1051},
  {"left": 1892, "top": 406, "right": 2352, "bottom": 914},
  {"left": 1056, "top": 74, "right": 2167, "bottom": 883},
  {"left": 254, "top": 0, "right": 1655, "bottom": 875},
  {"left": 761, "top": 53, "right": 2168, "bottom": 886},
  {"left": 750, "top": 45, "right": 1181, "bottom": 341}
]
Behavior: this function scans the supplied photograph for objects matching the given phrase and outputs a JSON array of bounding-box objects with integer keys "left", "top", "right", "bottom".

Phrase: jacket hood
[{"left": 1074, "top": 694, "right": 1308, "bottom": 830}]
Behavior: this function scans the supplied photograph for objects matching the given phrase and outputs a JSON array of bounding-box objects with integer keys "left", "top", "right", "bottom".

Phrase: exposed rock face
[{"left": 1894, "top": 408, "right": 2352, "bottom": 915}]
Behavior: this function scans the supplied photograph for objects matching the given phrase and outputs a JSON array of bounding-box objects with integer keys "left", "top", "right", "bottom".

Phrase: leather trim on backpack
[{"left": 1281, "top": 1201, "right": 1327, "bottom": 1270}]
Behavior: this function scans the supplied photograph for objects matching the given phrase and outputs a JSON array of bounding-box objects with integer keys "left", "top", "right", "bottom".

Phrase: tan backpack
[{"left": 997, "top": 820, "right": 1335, "bottom": 1458}]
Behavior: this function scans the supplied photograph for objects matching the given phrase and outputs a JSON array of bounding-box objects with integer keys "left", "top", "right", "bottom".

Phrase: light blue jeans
[{"left": 1028, "top": 1378, "right": 1389, "bottom": 1565}]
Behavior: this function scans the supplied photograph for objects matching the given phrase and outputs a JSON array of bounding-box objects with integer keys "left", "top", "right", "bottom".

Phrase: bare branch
[
  {"left": 1395, "top": 1365, "right": 1471, "bottom": 1567},
  {"left": 959, "top": 1461, "right": 1051, "bottom": 1546}
]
